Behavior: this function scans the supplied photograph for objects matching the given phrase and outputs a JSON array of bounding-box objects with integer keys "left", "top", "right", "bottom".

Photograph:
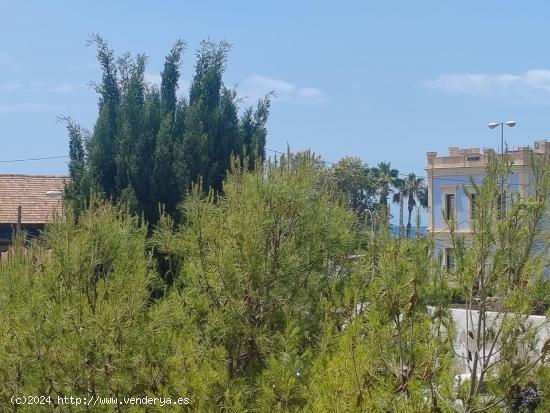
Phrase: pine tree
[
  {"left": 150, "top": 158, "right": 357, "bottom": 408},
  {"left": 2, "top": 155, "right": 550, "bottom": 411}
]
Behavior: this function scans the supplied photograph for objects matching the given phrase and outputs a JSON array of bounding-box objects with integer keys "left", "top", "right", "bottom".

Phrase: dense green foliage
[
  {"left": 65, "top": 35, "right": 270, "bottom": 222},
  {"left": 1, "top": 158, "right": 549, "bottom": 412},
  {"left": 326, "top": 156, "right": 379, "bottom": 223},
  {"left": 63, "top": 34, "right": 428, "bottom": 234},
  {"left": 7, "top": 35, "right": 549, "bottom": 412}
]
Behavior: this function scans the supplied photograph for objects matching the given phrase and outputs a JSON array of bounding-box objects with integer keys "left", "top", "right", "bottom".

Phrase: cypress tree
[
  {"left": 63, "top": 117, "right": 90, "bottom": 215},
  {"left": 188, "top": 40, "right": 230, "bottom": 191},
  {"left": 86, "top": 34, "right": 120, "bottom": 199},
  {"left": 240, "top": 96, "right": 270, "bottom": 170},
  {"left": 116, "top": 53, "right": 146, "bottom": 200},
  {"left": 68, "top": 37, "right": 271, "bottom": 223},
  {"left": 160, "top": 40, "right": 186, "bottom": 115},
  {"left": 153, "top": 40, "right": 187, "bottom": 218}
]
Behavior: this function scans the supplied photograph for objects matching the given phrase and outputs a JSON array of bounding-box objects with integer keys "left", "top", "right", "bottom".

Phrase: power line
[
  {"left": 0, "top": 146, "right": 537, "bottom": 189},
  {"left": 1, "top": 147, "right": 534, "bottom": 240},
  {"left": 0, "top": 155, "right": 68, "bottom": 164}
]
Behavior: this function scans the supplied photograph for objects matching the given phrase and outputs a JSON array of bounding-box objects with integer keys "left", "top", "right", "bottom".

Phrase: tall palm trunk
[
  {"left": 406, "top": 193, "right": 414, "bottom": 238},
  {"left": 415, "top": 207, "right": 421, "bottom": 239},
  {"left": 399, "top": 193, "right": 404, "bottom": 240},
  {"left": 379, "top": 189, "right": 389, "bottom": 222}
]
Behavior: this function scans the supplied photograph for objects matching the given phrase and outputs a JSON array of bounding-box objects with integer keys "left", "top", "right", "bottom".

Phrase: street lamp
[
  {"left": 488, "top": 120, "right": 516, "bottom": 218},
  {"left": 488, "top": 121, "right": 516, "bottom": 157}
]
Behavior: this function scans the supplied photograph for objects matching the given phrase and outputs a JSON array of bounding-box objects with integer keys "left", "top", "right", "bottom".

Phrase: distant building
[
  {"left": 426, "top": 140, "right": 550, "bottom": 269},
  {"left": 0, "top": 175, "right": 68, "bottom": 254}
]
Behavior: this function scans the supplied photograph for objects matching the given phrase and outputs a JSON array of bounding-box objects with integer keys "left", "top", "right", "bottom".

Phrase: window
[
  {"left": 445, "top": 248, "right": 455, "bottom": 270},
  {"left": 445, "top": 194, "right": 455, "bottom": 221},
  {"left": 469, "top": 193, "right": 477, "bottom": 219}
]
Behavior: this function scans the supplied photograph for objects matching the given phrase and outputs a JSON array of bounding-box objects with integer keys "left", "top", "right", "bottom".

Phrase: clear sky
[{"left": 2, "top": 0, "right": 550, "bottom": 180}]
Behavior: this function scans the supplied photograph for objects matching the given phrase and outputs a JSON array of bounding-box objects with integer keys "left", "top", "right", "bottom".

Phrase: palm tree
[
  {"left": 415, "top": 185, "right": 428, "bottom": 237},
  {"left": 372, "top": 162, "right": 399, "bottom": 221},
  {"left": 392, "top": 178, "right": 405, "bottom": 240},
  {"left": 403, "top": 173, "right": 425, "bottom": 238},
  {"left": 417, "top": 185, "right": 428, "bottom": 209}
]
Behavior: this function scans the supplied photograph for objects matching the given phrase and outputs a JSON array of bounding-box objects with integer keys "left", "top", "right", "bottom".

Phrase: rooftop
[
  {"left": 426, "top": 139, "right": 550, "bottom": 170},
  {"left": 0, "top": 175, "right": 68, "bottom": 224}
]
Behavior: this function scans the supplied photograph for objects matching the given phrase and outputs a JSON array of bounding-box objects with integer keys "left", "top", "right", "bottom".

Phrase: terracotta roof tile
[{"left": 0, "top": 175, "right": 68, "bottom": 224}]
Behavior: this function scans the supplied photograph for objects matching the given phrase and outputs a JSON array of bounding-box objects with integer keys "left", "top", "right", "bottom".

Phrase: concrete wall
[{"left": 448, "top": 308, "right": 549, "bottom": 375}]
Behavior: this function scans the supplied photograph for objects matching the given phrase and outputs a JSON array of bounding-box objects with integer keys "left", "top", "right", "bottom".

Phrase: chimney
[{"left": 448, "top": 147, "right": 459, "bottom": 156}]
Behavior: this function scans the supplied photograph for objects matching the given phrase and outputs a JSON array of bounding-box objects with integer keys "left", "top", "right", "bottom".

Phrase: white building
[{"left": 425, "top": 139, "right": 550, "bottom": 269}]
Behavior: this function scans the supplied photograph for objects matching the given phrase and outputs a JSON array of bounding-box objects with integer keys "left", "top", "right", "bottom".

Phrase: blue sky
[{"left": 2, "top": 0, "right": 550, "bottom": 181}]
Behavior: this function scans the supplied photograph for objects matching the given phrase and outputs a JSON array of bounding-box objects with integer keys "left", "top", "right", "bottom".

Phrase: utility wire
[
  {"left": 0, "top": 146, "right": 535, "bottom": 188},
  {"left": 1, "top": 147, "right": 533, "bottom": 240},
  {"left": 0, "top": 155, "right": 68, "bottom": 163}
]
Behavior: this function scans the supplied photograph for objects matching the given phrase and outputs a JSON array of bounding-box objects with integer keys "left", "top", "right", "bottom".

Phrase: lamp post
[
  {"left": 488, "top": 120, "right": 516, "bottom": 218},
  {"left": 488, "top": 121, "right": 516, "bottom": 157}
]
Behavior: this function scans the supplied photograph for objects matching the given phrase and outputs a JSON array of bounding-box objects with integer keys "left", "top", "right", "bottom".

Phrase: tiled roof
[{"left": 0, "top": 175, "right": 68, "bottom": 224}]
